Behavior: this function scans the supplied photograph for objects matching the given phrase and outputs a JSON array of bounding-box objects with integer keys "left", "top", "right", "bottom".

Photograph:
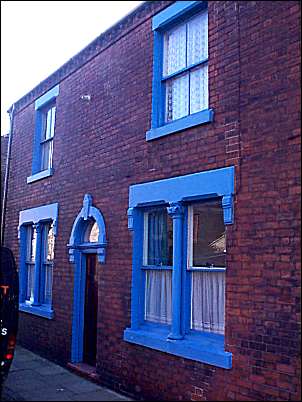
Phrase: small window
[
  {"left": 28, "top": 85, "right": 59, "bottom": 183},
  {"left": 40, "top": 104, "right": 56, "bottom": 171},
  {"left": 23, "top": 221, "right": 55, "bottom": 308},
  {"left": 143, "top": 208, "right": 173, "bottom": 325}
]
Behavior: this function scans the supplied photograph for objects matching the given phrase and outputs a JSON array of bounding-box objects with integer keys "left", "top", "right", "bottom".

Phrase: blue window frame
[
  {"left": 18, "top": 203, "right": 59, "bottom": 319},
  {"left": 146, "top": 1, "right": 213, "bottom": 141},
  {"left": 27, "top": 85, "right": 59, "bottom": 184},
  {"left": 124, "top": 167, "right": 234, "bottom": 369}
]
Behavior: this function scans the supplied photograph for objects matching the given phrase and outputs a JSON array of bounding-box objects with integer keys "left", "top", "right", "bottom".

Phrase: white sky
[{"left": 1, "top": 0, "right": 143, "bottom": 136}]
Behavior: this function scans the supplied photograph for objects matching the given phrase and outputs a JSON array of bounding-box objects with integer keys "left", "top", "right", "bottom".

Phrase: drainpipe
[{"left": 1, "top": 103, "right": 15, "bottom": 246}]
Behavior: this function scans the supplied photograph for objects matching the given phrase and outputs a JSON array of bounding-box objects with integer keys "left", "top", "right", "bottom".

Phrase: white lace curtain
[
  {"left": 164, "top": 11, "right": 208, "bottom": 122},
  {"left": 145, "top": 270, "right": 172, "bottom": 324},
  {"left": 191, "top": 271, "right": 225, "bottom": 334}
]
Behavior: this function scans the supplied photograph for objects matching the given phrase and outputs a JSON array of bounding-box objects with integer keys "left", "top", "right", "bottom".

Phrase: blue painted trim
[
  {"left": 182, "top": 209, "right": 191, "bottom": 334},
  {"left": 32, "top": 224, "right": 42, "bottom": 306},
  {"left": 129, "top": 167, "right": 235, "bottom": 208},
  {"left": 167, "top": 203, "right": 184, "bottom": 340},
  {"left": 35, "top": 84, "right": 60, "bottom": 110},
  {"left": 27, "top": 168, "right": 54, "bottom": 184},
  {"left": 32, "top": 110, "right": 43, "bottom": 174},
  {"left": 69, "top": 194, "right": 107, "bottom": 363},
  {"left": 124, "top": 325, "right": 232, "bottom": 369},
  {"left": 152, "top": 1, "right": 206, "bottom": 31},
  {"left": 19, "top": 203, "right": 59, "bottom": 236},
  {"left": 222, "top": 195, "right": 234, "bottom": 225},
  {"left": 129, "top": 208, "right": 145, "bottom": 330},
  {"left": 19, "top": 226, "right": 28, "bottom": 303},
  {"left": 147, "top": 109, "right": 214, "bottom": 141},
  {"left": 148, "top": 1, "right": 209, "bottom": 140},
  {"left": 71, "top": 251, "right": 86, "bottom": 363},
  {"left": 142, "top": 265, "right": 172, "bottom": 270},
  {"left": 151, "top": 30, "right": 165, "bottom": 129},
  {"left": 19, "top": 303, "right": 54, "bottom": 319},
  {"left": 68, "top": 194, "right": 107, "bottom": 264},
  {"left": 31, "top": 84, "right": 59, "bottom": 176},
  {"left": 162, "top": 58, "right": 208, "bottom": 81}
]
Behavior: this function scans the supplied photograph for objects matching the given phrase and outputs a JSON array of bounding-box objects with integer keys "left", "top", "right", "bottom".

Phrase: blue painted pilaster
[
  {"left": 128, "top": 208, "right": 144, "bottom": 330},
  {"left": 167, "top": 202, "right": 184, "bottom": 340},
  {"left": 71, "top": 250, "right": 85, "bottom": 362},
  {"left": 19, "top": 225, "right": 28, "bottom": 303},
  {"left": 32, "top": 223, "right": 42, "bottom": 306}
]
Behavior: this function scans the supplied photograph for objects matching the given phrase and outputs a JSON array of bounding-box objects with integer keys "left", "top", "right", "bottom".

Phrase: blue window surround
[
  {"left": 124, "top": 166, "right": 234, "bottom": 369},
  {"left": 27, "top": 85, "right": 59, "bottom": 184},
  {"left": 67, "top": 194, "right": 107, "bottom": 363},
  {"left": 18, "top": 202, "right": 59, "bottom": 319},
  {"left": 146, "top": 1, "right": 213, "bottom": 141}
]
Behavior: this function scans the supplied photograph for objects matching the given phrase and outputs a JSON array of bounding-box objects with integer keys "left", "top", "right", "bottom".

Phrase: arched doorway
[{"left": 68, "top": 194, "right": 107, "bottom": 365}]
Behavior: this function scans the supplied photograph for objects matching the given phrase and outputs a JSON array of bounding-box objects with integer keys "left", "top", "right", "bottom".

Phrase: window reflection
[{"left": 84, "top": 220, "right": 99, "bottom": 243}]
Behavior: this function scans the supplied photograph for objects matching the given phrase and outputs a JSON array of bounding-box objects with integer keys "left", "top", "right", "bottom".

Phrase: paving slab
[{"left": 1, "top": 345, "right": 133, "bottom": 401}]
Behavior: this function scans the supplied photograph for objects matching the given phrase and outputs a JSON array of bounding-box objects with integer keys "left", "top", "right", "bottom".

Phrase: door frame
[{"left": 68, "top": 194, "right": 107, "bottom": 363}]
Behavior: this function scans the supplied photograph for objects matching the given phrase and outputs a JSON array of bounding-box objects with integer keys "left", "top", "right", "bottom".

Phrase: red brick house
[{"left": 3, "top": 1, "right": 301, "bottom": 400}]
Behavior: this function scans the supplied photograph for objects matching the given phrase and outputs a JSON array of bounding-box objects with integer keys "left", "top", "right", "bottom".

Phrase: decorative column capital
[
  {"left": 222, "top": 194, "right": 233, "bottom": 225},
  {"left": 33, "top": 222, "right": 42, "bottom": 233},
  {"left": 167, "top": 202, "right": 184, "bottom": 219},
  {"left": 127, "top": 208, "right": 135, "bottom": 231}
]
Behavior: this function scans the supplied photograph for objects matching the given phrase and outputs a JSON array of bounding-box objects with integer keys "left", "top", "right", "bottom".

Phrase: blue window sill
[
  {"left": 27, "top": 168, "right": 53, "bottom": 184},
  {"left": 146, "top": 109, "right": 214, "bottom": 141},
  {"left": 123, "top": 323, "right": 232, "bottom": 369},
  {"left": 19, "top": 303, "right": 54, "bottom": 319}
]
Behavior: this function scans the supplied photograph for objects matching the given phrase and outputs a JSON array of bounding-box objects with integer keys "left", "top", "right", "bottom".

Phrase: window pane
[
  {"left": 187, "top": 12, "right": 208, "bottom": 66},
  {"left": 26, "top": 263, "right": 35, "bottom": 301},
  {"left": 45, "top": 223, "right": 55, "bottom": 261},
  {"left": 190, "top": 64, "right": 208, "bottom": 114},
  {"left": 165, "top": 73, "right": 189, "bottom": 122},
  {"left": 43, "top": 106, "right": 56, "bottom": 140},
  {"left": 163, "top": 24, "right": 186, "bottom": 76},
  {"left": 41, "top": 140, "right": 53, "bottom": 170},
  {"left": 192, "top": 200, "right": 226, "bottom": 267},
  {"left": 50, "top": 107, "right": 56, "bottom": 138},
  {"left": 45, "top": 108, "right": 52, "bottom": 140},
  {"left": 27, "top": 225, "right": 37, "bottom": 262},
  {"left": 147, "top": 209, "right": 173, "bottom": 266},
  {"left": 84, "top": 220, "right": 99, "bottom": 243},
  {"left": 145, "top": 270, "right": 172, "bottom": 324},
  {"left": 191, "top": 271, "right": 225, "bottom": 334},
  {"left": 44, "top": 263, "right": 53, "bottom": 305}
]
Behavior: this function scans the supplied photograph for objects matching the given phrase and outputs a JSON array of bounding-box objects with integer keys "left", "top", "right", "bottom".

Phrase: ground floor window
[
  {"left": 18, "top": 203, "right": 58, "bottom": 319},
  {"left": 124, "top": 167, "right": 234, "bottom": 368}
]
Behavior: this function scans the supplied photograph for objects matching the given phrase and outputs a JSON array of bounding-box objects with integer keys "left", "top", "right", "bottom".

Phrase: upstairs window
[
  {"left": 27, "top": 84, "right": 59, "bottom": 184},
  {"left": 40, "top": 103, "right": 56, "bottom": 171},
  {"left": 146, "top": 1, "right": 212, "bottom": 141},
  {"left": 164, "top": 11, "right": 208, "bottom": 122}
]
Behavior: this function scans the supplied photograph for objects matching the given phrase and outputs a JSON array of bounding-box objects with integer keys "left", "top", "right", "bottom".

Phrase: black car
[{"left": 0, "top": 246, "right": 19, "bottom": 391}]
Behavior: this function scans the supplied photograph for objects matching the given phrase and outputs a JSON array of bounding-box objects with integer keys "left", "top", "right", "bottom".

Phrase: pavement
[{"left": 1, "top": 346, "right": 133, "bottom": 401}]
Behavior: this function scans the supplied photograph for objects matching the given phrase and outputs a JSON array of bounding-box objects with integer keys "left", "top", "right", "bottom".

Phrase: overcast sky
[{"left": 1, "top": 1, "right": 143, "bottom": 135}]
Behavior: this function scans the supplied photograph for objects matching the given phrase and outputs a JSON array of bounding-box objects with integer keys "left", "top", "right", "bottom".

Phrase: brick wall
[{"left": 4, "top": 1, "right": 300, "bottom": 400}]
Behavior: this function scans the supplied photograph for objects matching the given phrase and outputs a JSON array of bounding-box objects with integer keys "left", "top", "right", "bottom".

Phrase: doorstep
[{"left": 67, "top": 362, "right": 100, "bottom": 383}]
